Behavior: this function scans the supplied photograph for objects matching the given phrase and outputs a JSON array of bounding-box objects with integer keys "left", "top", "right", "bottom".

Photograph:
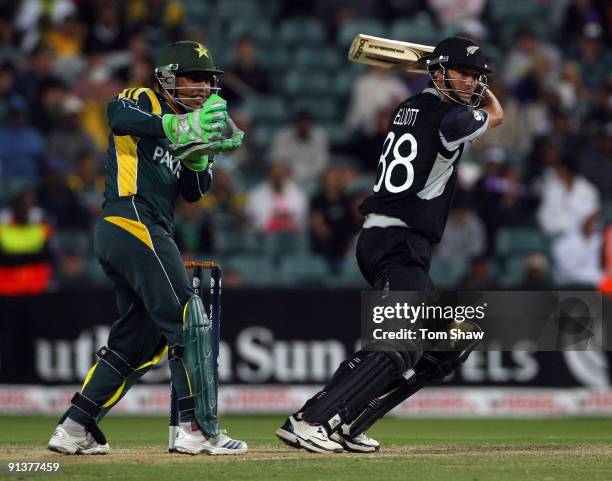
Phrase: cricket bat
[{"left": 348, "top": 34, "right": 435, "bottom": 74}]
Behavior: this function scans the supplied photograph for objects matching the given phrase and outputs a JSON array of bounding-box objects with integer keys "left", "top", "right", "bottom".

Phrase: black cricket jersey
[{"left": 359, "top": 88, "right": 489, "bottom": 243}]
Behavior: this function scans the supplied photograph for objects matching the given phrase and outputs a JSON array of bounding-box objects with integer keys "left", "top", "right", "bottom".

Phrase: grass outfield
[{"left": 1, "top": 416, "right": 611, "bottom": 481}]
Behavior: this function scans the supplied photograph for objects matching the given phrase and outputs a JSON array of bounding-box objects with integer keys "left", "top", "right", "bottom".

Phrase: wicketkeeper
[{"left": 48, "top": 41, "right": 247, "bottom": 455}]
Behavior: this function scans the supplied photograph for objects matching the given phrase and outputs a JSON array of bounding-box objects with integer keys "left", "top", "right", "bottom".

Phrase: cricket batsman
[
  {"left": 276, "top": 37, "right": 504, "bottom": 453},
  {"left": 48, "top": 41, "right": 247, "bottom": 455}
]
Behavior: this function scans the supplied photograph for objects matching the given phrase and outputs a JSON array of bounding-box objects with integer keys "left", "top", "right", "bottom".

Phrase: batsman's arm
[
  {"left": 180, "top": 166, "right": 212, "bottom": 202},
  {"left": 481, "top": 88, "right": 504, "bottom": 129}
]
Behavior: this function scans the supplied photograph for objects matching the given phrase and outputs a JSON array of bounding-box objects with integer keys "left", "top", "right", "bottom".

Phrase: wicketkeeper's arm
[
  {"left": 107, "top": 95, "right": 166, "bottom": 138},
  {"left": 180, "top": 166, "right": 212, "bottom": 202}
]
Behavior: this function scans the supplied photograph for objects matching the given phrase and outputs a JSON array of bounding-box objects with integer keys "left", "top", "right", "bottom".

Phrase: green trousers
[{"left": 62, "top": 199, "right": 195, "bottom": 426}]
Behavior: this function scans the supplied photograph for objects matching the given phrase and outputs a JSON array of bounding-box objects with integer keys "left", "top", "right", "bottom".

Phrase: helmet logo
[
  {"left": 466, "top": 46, "right": 479, "bottom": 56},
  {"left": 194, "top": 43, "right": 209, "bottom": 58}
]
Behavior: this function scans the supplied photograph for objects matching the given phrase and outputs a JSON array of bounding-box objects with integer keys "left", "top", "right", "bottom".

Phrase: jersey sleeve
[
  {"left": 180, "top": 166, "right": 212, "bottom": 202},
  {"left": 439, "top": 105, "right": 489, "bottom": 151},
  {"left": 107, "top": 87, "right": 166, "bottom": 139}
]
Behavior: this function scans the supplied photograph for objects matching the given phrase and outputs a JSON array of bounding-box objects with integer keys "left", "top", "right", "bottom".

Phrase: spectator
[
  {"left": 0, "top": 20, "right": 20, "bottom": 64},
  {"left": 109, "top": 31, "right": 153, "bottom": 84},
  {"left": 572, "top": 23, "right": 611, "bottom": 90},
  {"left": 501, "top": 28, "right": 561, "bottom": 92},
  {"left": 200, "top": 167, "right": 247, "bottom": 231},
  {"left": 427, "top": 0, "right": 486, "bottom": 26},
  {"left": 14, "top": 0, "right": 77, "bottom": 53},
  {"left": 0, "top": 190, "right": 52, "bottom": 295},
  {"left": 174, "top": 197, "right": 213, "bottom": 256},
  {"left": 126, "top": 0, "right": 185, "bottom": 42},
  {"left": 224, "top": 34, "right": 271, "bottom": 104},
  {"left": 345, "top": 66, "right": 410, "bottom": 134},
  {"left": 578, "top": 123, "right": 612, "bottom": 199},
  {"left": 435, "top": 195, "right": 487, "bottom": 261},
  {"left": 461, "top": 256, "right": 497, "bottom": 289},
  {"left": 270, "top": 110, "right": 330, "bottom": 183},
  {"left": 34, "top": 78, "right": 68, "bottom": 134},
  {"left": 537, "top": 156, "right": 600, "bottom": 237},
  {"left": 67, "top": 152, "right": 105, "bottom": 219},
  {"left": 0, "top": 62, "right": 17, "bottom": 124},
  {"left": 355, "top": 108, "right": 393, "bottom": 175},
  {"left": 219, "top": 109, "right": 263, "bottom": 173},
  {"left": 71, "top": 55, "right": 122, "bottom": 150},
  {"left": 0, "top": 95, "right": 45, "bottom": 180},
  {"left": 561, "top": 0, "right": 606, "bottom": 47},
  {"left": 472, "top": 83, "right": 535, "bottom": 156},
  {"left": 245, "top": 161, "right": 308, "bottom": 234},
  {"left": 473, "top": 149, "right": 531, "bottom": 252},
  {"left": 310, "top": 167, "right": 356, "bottom": 274},
  {"left": 520, "top": 253, "right": 551, "bottom": 290},
  {"left": 36, "top": 157, "right": 90, "bottom": 230},
  {"left": 47, "top": 95, "right": 97, "bottom": 170},
  {"left": 53, "top": 233, "right": 92, "bottom": 289},
  {"left": 83, "top": 0, "right": 128, "bottom": 55},
  {"left": 552, "top": 211, "right": 603, "bottom": 286},
  {"left": 14, "top": 45, "right": 58, "bottom": 111}
]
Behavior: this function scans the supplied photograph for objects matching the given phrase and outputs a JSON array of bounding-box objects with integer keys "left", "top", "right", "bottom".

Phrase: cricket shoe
[
  {"left": 275, "top": 415, "right": 344, "bottom": 453},
  {"left": 175, "top": 426, "right": 248, "bottom": 455},
  {"left": 48, "top": 425, "right": 110, "bottom": 455},
  {"left": 330, "top": 431, "right": 380, "bottom": 453}
]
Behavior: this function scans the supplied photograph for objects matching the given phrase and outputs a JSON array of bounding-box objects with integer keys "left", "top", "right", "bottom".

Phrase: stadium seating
[
  {"left": 327, "top": 256, "right": 369, "bottom": 288},
  {"left": 216, "top": 0, "right": 261, "bottom": 21},
  {"left": 227, "top": 21, "right": 275, "bottom": 45},
  {"left": 498, "top": 255, "right": 527, "bottom": 288},
  {"left": 429, "top": 256, "right": 469, "bottom": 289},
  {"left": 495, "top": 227, "right": 548, "bottom": 259},
  {"left": 279, "top": 254, "right": 329, "bottom": 286},
  {"left": 389, "top": 16, "right": 442, "bottom": 47},
  {"left": 242, "top": 96, "right": 289, "bottom": 127},
  {"left": 226, "top": 254, "right": 275, "bottom": 286},
  {"left": 279, "top": 19, "right": 326, "bottom": 45},
  {"left": 294, "top": 47, "right": 341, "bottom": 71},
  {"left": 336, "top": 19, "right": 387, "bottom": 47},
  {"left": 283, "top": 71, "right": 332, "bottom": 97}
]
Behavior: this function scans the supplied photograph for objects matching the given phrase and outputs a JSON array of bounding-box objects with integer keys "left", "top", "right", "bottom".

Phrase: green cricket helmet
[{"left": 155, "top": 41, "right": 223, "bottom": 110}]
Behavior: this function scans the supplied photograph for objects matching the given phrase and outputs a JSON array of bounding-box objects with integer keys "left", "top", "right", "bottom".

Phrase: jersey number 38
[{"left": 373, "top": 132, "right": 417, "bottom": 194}]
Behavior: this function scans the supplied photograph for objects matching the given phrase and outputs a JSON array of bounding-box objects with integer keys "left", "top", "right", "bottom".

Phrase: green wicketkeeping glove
[
  {"left": 162, "top": 94, "right": 228, "bottom": 147},
  {"left": 182, "top": 153, "right": 209, "bottom": 172},
  {"left": 173, "top": 116, "right": 245, "bottom": 168},
  {"left": 216, "top": 117, "right": 245, "bottom": 152},
  {"left": 173, "top": 142, "right": 211, "bottom": 171}
]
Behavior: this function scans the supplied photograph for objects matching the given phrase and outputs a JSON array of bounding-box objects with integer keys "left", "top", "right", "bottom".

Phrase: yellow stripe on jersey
[
  {"left": 115, "top": 134, "right": 138, "bottom": 196},
  {"left": 118, "top": 88, "right": 131, "bottom": 99},
  {"left": 103, "top": 216, "right": 154, "bottom": 250},
  {"left": 143, "top": 89, "right": 162, "bottom": 115},
  {"left": 129, "top": 87, "right": 162, "bottom": 115}
]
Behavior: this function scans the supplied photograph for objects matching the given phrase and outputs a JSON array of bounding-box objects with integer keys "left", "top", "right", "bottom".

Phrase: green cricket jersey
[{"left": 104, "top": 87, "right": 211, "bottom": 231}]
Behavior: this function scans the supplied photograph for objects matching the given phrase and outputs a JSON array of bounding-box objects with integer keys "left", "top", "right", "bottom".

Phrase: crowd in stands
[{"left": 0, "top": 0, "right": 610, "bottom": 293}]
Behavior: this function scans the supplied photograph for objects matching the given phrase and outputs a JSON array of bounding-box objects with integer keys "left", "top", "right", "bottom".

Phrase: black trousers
[{"left": 356, "top": 226, "right": 436, "bottom": 293}]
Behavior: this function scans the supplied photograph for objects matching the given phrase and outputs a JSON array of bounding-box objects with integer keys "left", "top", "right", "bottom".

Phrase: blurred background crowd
[{"left": 0, "top": 0, "right": 610, "bottom": 293}]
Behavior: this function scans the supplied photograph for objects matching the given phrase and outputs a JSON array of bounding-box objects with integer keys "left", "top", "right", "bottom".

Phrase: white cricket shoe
[
  {"left": 175, "top": 426, "right": 248, "bottom": 455},
  {"left": 330, "top": 431, "right": 380, "bottom": 453},
  {"left": 48, "top": 425, "right": 110, "bottom": 455},
  {"left": 275, "top": 415, "right": 344, "bottom": 453}
]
